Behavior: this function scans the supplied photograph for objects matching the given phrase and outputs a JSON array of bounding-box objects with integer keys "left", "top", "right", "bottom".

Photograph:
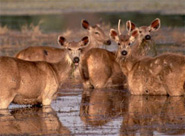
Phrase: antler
[
  {"left": 126, "top": 20, "right": 132, "bottom": 35},
  {"left": 118, "top": 19, "right": 121, "bottom": 35}
]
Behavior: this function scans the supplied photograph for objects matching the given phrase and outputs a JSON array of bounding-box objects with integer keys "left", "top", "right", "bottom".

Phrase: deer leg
[
  {"left": 0, "top": 89, "right": 16, "bottom": 109},
  {"left": 80, "top": 63, "right": 89, "bottom": 81},
  {"left": 80, "top": 61, "right": 94, "bottom": 89},
  {"left": 42, "top": 83, "right": 58, "bottom": 106}
]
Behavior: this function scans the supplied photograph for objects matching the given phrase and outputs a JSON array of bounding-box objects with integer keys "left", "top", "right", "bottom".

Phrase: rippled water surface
[
  {"left": 1, "top": 80, "right": 185, "bottom": 135},
  {"left": 0, "top": 11, "right": 184, "bottom": 136}
]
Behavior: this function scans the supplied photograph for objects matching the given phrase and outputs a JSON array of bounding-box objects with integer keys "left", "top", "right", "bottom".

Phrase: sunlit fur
[
  {"left": 16, "top": 20, "right": 110, "bottom": 65},
  {"left": 64, "top": 41, "right": 87, "bottom": 65},
  {"left": 125, "top": 18, "right": 161, "bottom": 57},
  {"left": 115, "top": 29, "right": 185, "bottom": 96},
  {"left": 0, "top": 36, "right": 89, "bottom": 109},
  {"left": 81, "top": 20, "right": 111, "bottom": 53}
]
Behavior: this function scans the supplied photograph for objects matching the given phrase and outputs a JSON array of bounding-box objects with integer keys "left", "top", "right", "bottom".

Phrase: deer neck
[
  {"left": 119, "top": 40, "right": 142, "bottom": 76},
  {"left": 130, "top": 38, "right": 144, "bottom": 57},
  {"left": 120, "top": 54, "right": 139, "bottom": 77},
  {"left": 83, "top": 35, "right": 100, "bottom": 53},
  {"left": 52, "top": 55, "right": 73, "bottom": 84}
]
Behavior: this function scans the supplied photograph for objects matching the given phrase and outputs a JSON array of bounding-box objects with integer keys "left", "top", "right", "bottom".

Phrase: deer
[
  {"left": 79, "top": 19, "right": 160, "bottom": 89},
  {"left": 15, "top": 20, "right": 111, "bottom": 63},
  {"left": 124, "top": 18, "right": 161, "bottom": 57},
  {"left": 110, "top": 27, "right": 185, "bottom": 96},
  {"left": 0, "top": 36, "right": 89, "bottom": 109}
]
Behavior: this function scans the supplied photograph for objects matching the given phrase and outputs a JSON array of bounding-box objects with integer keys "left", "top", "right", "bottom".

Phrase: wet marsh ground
[
  {"left": 1, "top": 85, "right": 185, "bottom": 135},
  {"left": 0, "top": 21, "right": 185, "bottom": 136},
  {"left": 0, "top": 1, "right": 185, "bottom": 135},
  {"left": 0, "top": 29, "right": 185, "bottom": 135}
]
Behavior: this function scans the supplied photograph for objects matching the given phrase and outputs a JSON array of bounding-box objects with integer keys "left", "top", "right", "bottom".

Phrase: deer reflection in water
[
  {"left": 0, "top": 106, "right": 71, "bottom": 135},
  {"left": 121, "top": 96, "right": 185, "bottom": 136},
  {"left": 80, "top": 89, "right": 185, "bottom": 135},
  {"left": 80, "top": 89, "right": 129, "bottom": 126}
]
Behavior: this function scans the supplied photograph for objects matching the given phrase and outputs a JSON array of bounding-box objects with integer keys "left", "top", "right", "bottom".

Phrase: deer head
[
  {"left": 81, "top": 20, "right": 111, "bottom": 46},
  {"left": 58, "top": 36, "right": 89, "bottom": 66},
  {"left": 126, "top": 18, "right": 161, "bottom": 42}
]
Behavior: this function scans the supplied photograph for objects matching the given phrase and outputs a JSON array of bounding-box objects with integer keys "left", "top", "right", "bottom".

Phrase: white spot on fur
[
  {"left": 149, "top": 69, "right": 153, "bottom": 74},
  {"left": 129, "top": 36, "right": 135, "bottom": 43},
  {"left": 163, "top": 60, "right": 167, "bottom": 65},
  {"left": 154, "top": 59, "right": 159, "bottom": 64},
  {"left": 170, "top": 63, "right": 173, "bottom": 68}
]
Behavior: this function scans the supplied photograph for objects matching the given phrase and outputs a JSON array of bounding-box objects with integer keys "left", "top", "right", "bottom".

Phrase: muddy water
[
  {"left": 0, "top": 81, "right": 185, "bottom": 135},
  {"left": 0, "top": 12, "right": 185, "bottom": 135}
]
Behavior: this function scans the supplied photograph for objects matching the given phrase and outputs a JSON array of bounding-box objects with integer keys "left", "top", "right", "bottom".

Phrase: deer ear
[
  {"left": 82, "top": 20, "right": 90, "bottom": 30},
  {"left": 95, "top": 24, "right": 101, "bottom": 28},
  {"left": 150, "top": 18, "right": 161, "bottom": 31},
  {"left": 109, "top": 29, "right": 119, "bottom": 41},
  {"left": 58, "top": 36, "right": 66, "bottom": 46},
  {"left": 81, "top": 36, "right": 89, "bottom": 46},
  {"left": 130, "top": 28, "right": 139, "bottom": 43},
  {"left": 131, "top": 28, "right": 139, "bottom": 38},
  {"left": 126, "top": 20, "right": 136, "bottom": 33}
]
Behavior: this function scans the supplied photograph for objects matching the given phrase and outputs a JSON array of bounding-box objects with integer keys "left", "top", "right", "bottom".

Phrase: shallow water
[
  {"left": 0, "top": 12, "right": 185, "bottom": 135},
  {"left": 1, "top": 81, "right": 185, "bottom": 135}
]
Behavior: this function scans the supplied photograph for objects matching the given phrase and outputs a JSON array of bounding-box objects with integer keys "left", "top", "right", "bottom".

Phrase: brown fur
[
  {"left": 126, "top": 18, "right": 161, "bottom": 57},
  {"left": 79, "top": 19, "right": 161, "bottom": 89},
  {"left": 0, "top": 36, "right": 89, "bottom": 109},
  {"left": 121, "top": 52, "right": 185, "bottom": 96},
  {"left": 80, "top": 48, "right": 126, "bottom": 89},
  {"left": 81, "top": 19, "right": 111, "bottom": 53},
  {"left": 16, "top": 19, "right": 110, "bottom": 62},
  {"left": 115, "top": 29, "right": 185, "bottom": 96},
  {"left": 16, "top": 46, "right": 66, "bottom": 63}
]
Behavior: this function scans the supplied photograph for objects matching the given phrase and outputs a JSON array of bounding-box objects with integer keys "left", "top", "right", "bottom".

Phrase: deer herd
[{"left": 0, "top": 18, "right": 185, "bottom": 109}]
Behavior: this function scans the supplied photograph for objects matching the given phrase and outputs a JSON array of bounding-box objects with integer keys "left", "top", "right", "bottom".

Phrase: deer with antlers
[
  {"left": 80, "top": 19, "right": 161, "bottom": 89},
  {"left": 110, "top": 22, "right": 185, "bottom": 96},
  {"left": 123, "top": 18, "right": 160, "bottom": 57}
]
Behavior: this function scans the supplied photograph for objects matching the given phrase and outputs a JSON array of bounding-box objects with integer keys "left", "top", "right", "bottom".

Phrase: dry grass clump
[
  {"left": 0, "top": 25, "right": 9, "bottom": 34},
  {"left": 153, "top": 27, "right": 185, "bottom": 47},
  {"left": 0, "top": 22, "right": 184, "bottom": 57},
  {"left": 21, "top": 24, "right": 42, "bottom": 35}
]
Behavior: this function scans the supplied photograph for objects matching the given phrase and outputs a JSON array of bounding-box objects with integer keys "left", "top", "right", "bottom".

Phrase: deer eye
[
  {"left": 95, "top": 32, "right": 100, "bottom": 35},
  {"left": 78, "top": 48, "right": 83, "bottom": 52},
  {"left": 118, "top": 42, "right": 121, "bottom": 45},
  {"left": 128, "top": 43, "right": 131, "bottom": 46},
  {"left": 139, "top": 31, "right": 142, "bottom": 33},
  {"left": 67, "top": 48, "right": 72, "bottom": 51}
]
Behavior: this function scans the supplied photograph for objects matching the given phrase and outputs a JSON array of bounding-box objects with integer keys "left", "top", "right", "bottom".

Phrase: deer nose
[
  {"left": 121, "top": 50, "right": 128, "bottom": 56},
  {"left": 145, "top": 35, "right": 151, "bottom": 40},
  {"left": 73, "top": 57, "right": 80, "bottom": 63},
  {"left": 106, "top": 40, "right": 111, "bottom": 45}
]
